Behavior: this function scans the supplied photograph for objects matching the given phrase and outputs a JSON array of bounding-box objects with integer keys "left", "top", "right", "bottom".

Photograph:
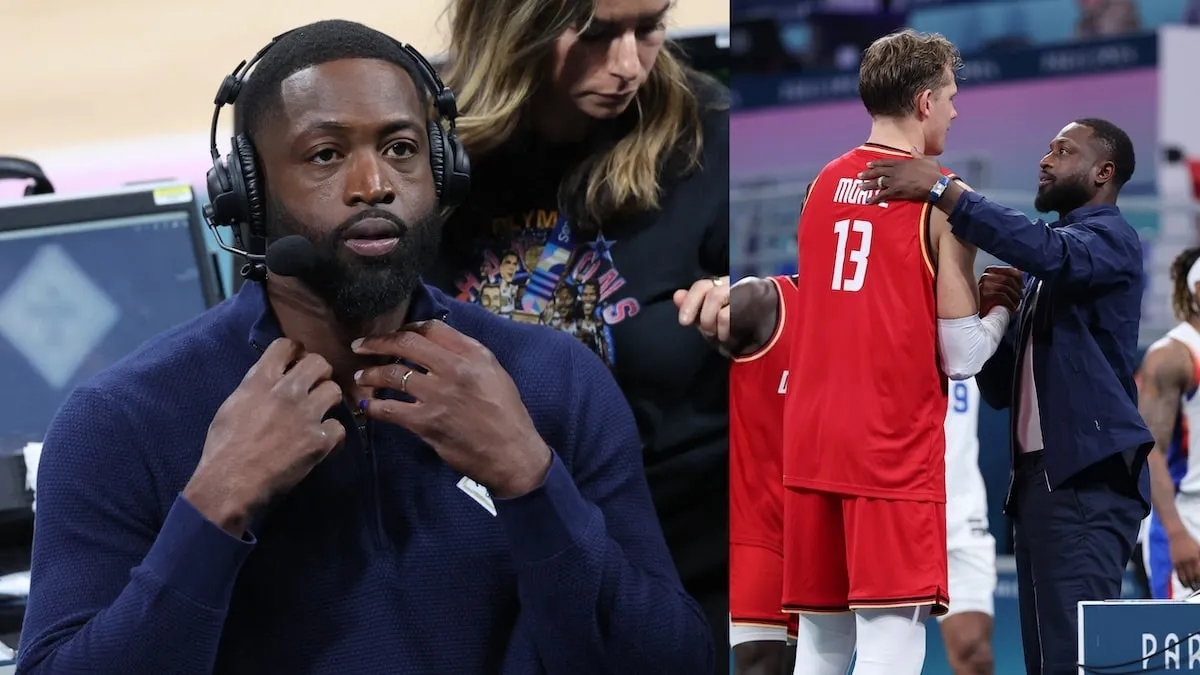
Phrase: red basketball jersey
[
  {"left": 784, "top": 144, "right": 953, "bottom": 502},
  {"left": 730, "top": 275, "right": 796, "bottom": 552}
]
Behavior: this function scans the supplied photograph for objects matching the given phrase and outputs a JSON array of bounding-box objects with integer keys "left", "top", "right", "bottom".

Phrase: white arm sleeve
[{"left": 937, "top": 306, "right": 1011, "bottom": 380}]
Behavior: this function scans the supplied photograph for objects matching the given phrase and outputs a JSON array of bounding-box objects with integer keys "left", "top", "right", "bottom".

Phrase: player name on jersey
[{"left": 832, "top": 177, "right": 888, "bottom": 208}]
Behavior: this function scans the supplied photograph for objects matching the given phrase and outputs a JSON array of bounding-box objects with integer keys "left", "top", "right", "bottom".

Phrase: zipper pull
[
  {"left": 350, "top": 401, "right": 371, "bottom": 452},
  {"left": 358, "top": 422, "right": 370, "bottom": 451}
]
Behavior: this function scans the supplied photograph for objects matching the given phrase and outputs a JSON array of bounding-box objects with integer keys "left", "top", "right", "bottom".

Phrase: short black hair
[
  {"left": 1073, "top": 117, "right": 1136, "bottom": 188},
  {"left": 233, "top": 20, "right": 429, "bottom": 140}
]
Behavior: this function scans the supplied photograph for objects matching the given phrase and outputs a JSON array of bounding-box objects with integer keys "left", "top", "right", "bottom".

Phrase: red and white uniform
[
  {"left": 782, "top": 144, "right": 955, "bottom": 616},
  {"left": 729, "top": 275, "right": 799, "bottom": 645}
]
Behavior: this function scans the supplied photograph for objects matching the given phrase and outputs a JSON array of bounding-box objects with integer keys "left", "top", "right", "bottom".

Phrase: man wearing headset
[{"left": 17, "top": 20, "right": 711, "bottom": 675}]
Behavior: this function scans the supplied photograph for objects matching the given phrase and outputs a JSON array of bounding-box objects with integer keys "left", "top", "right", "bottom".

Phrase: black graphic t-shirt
[
  {"left": 427, "top": 80, "right": 730, "bottom": 592},
  {"left": 441, "top": 208, "right": 631, "bottom": 368}
]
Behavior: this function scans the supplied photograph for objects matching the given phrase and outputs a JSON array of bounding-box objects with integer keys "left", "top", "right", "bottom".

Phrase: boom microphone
[{"left": 265, "top": 235, "right": 320, "bottom": 277}]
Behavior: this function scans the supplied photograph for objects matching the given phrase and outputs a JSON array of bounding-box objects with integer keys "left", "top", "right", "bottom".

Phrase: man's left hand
[
  {"left": 352, "top": 321, "right": 552, "bottom": 498},
  {"left": 979, "top": 265, "right": 1025, "bottom": 316},
  {"left": 856, "top": 148, "right": 945, "bottom": 205}
]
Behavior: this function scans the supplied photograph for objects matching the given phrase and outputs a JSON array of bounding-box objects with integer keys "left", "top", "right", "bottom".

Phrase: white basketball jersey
[
  {"left": 944, "top": 378, "right": 990, "bottom": 544},
  {"left": 1166, "top": 323, "right": 1200, "bottom": 496}
]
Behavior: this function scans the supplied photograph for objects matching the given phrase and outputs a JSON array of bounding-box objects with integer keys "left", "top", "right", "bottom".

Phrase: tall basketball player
[
  {"left": 783, "top": 30, "right": 1013, "bottom": 674},
  {"left": 1138, "top": 247, "right": 1200, "bottom": 599}
]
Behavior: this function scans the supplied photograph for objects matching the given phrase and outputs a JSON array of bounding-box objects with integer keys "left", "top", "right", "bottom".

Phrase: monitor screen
[
  {"left": 676, "top": 32, "right": 730, "bottom": 86},
  {"left": 0, "top": 186, "right": 218, "bottom": 451}
]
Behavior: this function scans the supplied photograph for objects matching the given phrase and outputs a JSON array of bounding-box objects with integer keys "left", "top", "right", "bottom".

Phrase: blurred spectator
[
  {"left": 732, "top": 0, "right": 911, "bottom": 74},
  {"left": 824, "top": 0, "right": 887, "bottom": 9},
  {"left": 731, "top": 18, "right": 802, "bottom": 74},
  {"left": 1186, "top": 0, "right": 1200, "bottom": 24},
  {"left": 792, "top": 5, "right": 908, "bottom": 72},
  {"left": 732, "top": 0, "right": 1169, "bottom": 77},
  {"left": 1164, "top": 147, "right": 1200, "bottom": 241},
  {"left": 1076, "top": 0, "right": 1141, "bottom": 38}
]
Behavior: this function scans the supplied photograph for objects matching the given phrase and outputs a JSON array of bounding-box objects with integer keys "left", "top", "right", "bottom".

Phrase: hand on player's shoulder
[{"left": 857, "top": 147, "right": 946, "bottom": 203}]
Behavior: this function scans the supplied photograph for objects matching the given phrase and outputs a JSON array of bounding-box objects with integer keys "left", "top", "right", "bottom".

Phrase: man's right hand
[
  {"left": 1170, "top": 530, "right": 1200, "bottom": 591},
  {"left": 674, "top": 276, "right": 730, "bottom": 349},
  {"left": 978, "top": 265, "right": 1024, "bottom": 316},
  {"left": 183, "top": 338, "right": 346, "bottom": 536}
]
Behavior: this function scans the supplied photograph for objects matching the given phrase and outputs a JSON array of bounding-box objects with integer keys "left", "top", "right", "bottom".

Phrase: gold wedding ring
[
  {"left": 710, "top": 276, "right": 724, "bottom": 287},
  {"left": 400, "top": 369, "right": 414, "bottom": 393}
]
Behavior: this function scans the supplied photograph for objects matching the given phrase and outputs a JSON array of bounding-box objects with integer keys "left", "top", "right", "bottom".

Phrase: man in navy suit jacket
[{"left": 860, "top": 118, "right": 1153, "bottom": 675}]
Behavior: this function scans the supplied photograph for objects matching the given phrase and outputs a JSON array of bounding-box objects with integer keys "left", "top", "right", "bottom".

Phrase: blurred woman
[{"left": 427, "top": 0, "right": 730, "bottom": 667}]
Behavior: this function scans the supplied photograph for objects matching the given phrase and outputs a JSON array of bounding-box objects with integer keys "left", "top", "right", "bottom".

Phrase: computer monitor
[
  {"left": 0, "top": 183, "right": 222, "bottom": 453},
  {"left": 676, "top": 29, "right": 730, "bottom": 85}
]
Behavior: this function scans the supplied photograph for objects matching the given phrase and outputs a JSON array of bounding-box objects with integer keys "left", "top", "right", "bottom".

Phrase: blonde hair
[
  {"left": 858, "top": 29, "right": 962, "bottom": 118},
  {"left": 443, "top": 0, "right": 710, "bottom": 231}
]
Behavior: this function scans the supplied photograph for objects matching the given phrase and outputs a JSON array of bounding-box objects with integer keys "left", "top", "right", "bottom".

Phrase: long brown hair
[{"left": 442, "top": 0, "right": 712, "bottom": 232}]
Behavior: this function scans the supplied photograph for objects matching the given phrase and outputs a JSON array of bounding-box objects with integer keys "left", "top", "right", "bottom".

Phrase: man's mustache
[{"left": 332, "top": 209, "right": 409, "bottom": 239}]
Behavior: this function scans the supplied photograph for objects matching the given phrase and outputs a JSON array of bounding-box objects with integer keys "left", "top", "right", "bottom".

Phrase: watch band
[{"left": 928, "top": 175, "right": 951, "bottom": 203}]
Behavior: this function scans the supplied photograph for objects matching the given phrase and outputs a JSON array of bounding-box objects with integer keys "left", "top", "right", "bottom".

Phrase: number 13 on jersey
[{"left": 832, "top": 219, "right": 873, "bottom": 292}]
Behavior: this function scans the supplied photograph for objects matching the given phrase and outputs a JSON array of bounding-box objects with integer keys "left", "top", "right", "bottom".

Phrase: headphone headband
[
  {"left": 206, "top": 31, "right": 288, "bottom": 166},
  {"left": 397, "top": 43, "right": 459, "bottom": 124},
  {"left": 206, "top": 30, "right": 456, "bottom": 166}
]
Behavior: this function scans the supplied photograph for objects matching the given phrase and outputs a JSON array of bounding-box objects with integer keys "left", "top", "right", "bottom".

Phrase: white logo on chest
[
  {"left": 456, "top": 476, "right": 497, "bottom": 516},
  {"left": 778, "top": 370, "right": 789, "bottom": 394}
]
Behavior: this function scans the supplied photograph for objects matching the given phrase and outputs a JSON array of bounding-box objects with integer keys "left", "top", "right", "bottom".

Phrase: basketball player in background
[
  {"left": 783, "top": 29, "right": 1013, "bottom": 674},
  {"left": 940, "top": 376, "right": 998, "bottom": 675},
  {"left": 708, "top": 271, "right": 1004, "bottom": 675},
  {"left": 726, "top": 274, "right": 798, "bottom": 675},
  {"left": 1137, "top": 247, "right": 1200, "bottom": 599}
]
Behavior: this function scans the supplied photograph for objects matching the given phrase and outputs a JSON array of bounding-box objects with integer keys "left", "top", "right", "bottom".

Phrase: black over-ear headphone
[
  {"left": 204, "top": 29, "right": 471, "bottom": 271},
  {"left": 0, "top": 157, "right": 54, "bottom": 196}
]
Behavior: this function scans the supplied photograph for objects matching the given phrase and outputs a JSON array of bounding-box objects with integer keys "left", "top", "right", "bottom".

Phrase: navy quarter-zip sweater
[{"left": 17, "top": 280, "right": 713, "bottom": 674}]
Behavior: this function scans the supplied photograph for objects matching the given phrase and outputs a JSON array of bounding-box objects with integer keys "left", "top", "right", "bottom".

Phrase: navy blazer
[{"left": 947, "top": 191, "right": 1153, "bottom": 510}]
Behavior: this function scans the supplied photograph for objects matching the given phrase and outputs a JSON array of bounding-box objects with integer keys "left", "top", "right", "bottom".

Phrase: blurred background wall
[
  {"left": 0, "top": 0, "right": 728, "bottom": 196},
  {"left": 0, "top": 1, "right": 728, "bottom": 283}
]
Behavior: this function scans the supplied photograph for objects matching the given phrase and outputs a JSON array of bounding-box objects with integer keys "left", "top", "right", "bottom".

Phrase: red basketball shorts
[
  {"left": 781, "top": 487, "right": 949, "bottom": 615},
  {"left": 730, "top": 543, "right": 798, "bottom": 642}
]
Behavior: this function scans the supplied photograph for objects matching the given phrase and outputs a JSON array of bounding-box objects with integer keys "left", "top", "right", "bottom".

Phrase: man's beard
[
  {"left": 1033, "top": 175, "right": 1092, "bottom": 215},
  {"left": 266, "top": 198, "right": 443, "bottom": 324}
]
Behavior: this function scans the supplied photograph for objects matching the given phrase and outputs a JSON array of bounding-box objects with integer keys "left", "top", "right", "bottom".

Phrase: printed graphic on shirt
[{"left": 452, "top": 207, "right": 640, "bottom": 368}]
